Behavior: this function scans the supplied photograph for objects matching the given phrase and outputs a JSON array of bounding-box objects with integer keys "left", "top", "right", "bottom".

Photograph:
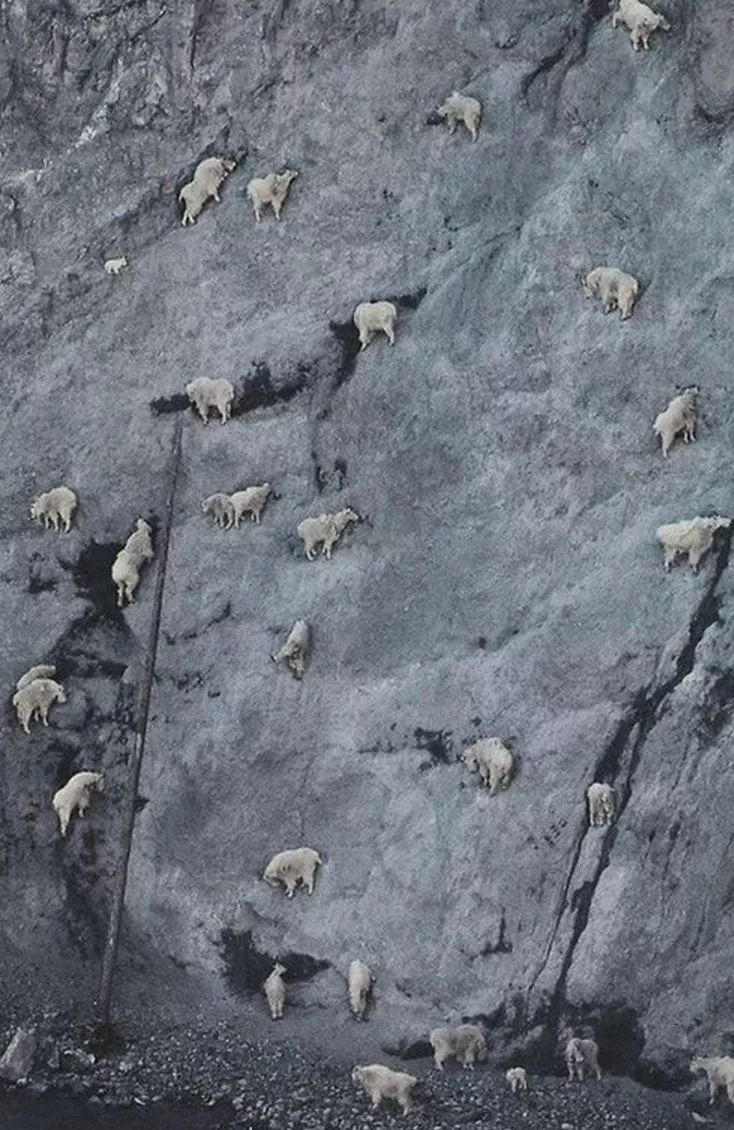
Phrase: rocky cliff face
[{"left": 2, "top": 0, "right": 733, "bottom": 1084}]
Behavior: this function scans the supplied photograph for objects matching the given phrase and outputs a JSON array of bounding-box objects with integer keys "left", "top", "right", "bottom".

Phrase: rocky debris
[{"left": 0, "top": 1027, "right": 37, "bottom": 1082}]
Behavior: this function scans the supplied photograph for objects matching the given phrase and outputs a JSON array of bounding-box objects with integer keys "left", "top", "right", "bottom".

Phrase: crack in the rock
[
  {"left": 528, "top": 524, "right": 732, "bottom": 1031},
  {"left": 521, "top": 0, "right": 607, "bottom": 107}
]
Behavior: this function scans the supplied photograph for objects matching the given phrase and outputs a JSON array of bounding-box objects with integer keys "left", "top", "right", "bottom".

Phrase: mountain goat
[
  {"left": 186, "top": 377, "right": 235, "bottom": 424},
  {"left": 271, "top": 619, "right": 310, "bottom": 679},
  {"left": 262, "top": 847, "right": 322, "bottom": 898},
  {"left": 348, "top": 960, "right": 375, "bottom": 1020},
  {"left": 230, "top": 484, "right": 272, "bottom": 526},
  {"left": 16, "top": 664, "right": 56, "bottom": 691},
  {"left": 353, "top": 301, "right": 397, "bottom": 351},
  {"left": 656, "top": 516, "right": 731, "bottom": 573},
  {"left": 612, "top": 0, "right": 670, "bottom": 51},
  {"left": 437, "top": 91, "right": 482, "bottom": 141},
  {"left": 112, "top": 518, "right": 155, "bottom": 607},
  {"left": 653, "top": 387, "right": 697, "bottom": 458},
  {"left": 352, "top": 1064, "right": 418, "bottom": 1116},
  {"left": 104, "top": 256, "right": 128, "bottom": 275},
  {"left": 430, "top": 1024, "right": 487, "bottom": 1070},
  {"left": 202, "top": 493, "right": 235, "bottom": 529},
  {"left": 263, "top": 963, "right": 286, "bottom": 1020},
  {"left": 583, "top": 266, "right": 639, "bottom": 320},
  {"left": 506, "top": 1067, "right": 528, "bottom": 1093},
  {"left": 246, "top": 169, "right": 299, "bottom": 222},
  {"left": 565, "top": 1036, "right": 602, "bottom": 1081},
  {"left": 52, "top": 771, "right": 104, "bottom": 837},
  {"left": 13, "top": 678, "right": 67, "bottom": 734},
  {"left": 297, "top": 508, "right": 359, "bottom": 560},
  {"left": 690, "top": 1057, "right": 734, "bottom": 1106},
  {"left": 30, "top": 486, "right": 77, "bottom": 532},
  {"left": 179, "top": 156, "right": 236, "bottom": 226},
  {"left": 587, "top": 782, "right": 617, "bottom": 827},
  {"left": 460, "top": 738, "right": 514, "bottom": 795}
]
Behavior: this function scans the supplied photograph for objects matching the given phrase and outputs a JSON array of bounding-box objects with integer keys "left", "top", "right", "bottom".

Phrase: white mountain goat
[
  {"left": 271, "top": 619, "right": 310, "bottom": 679},
  {"left": 52, "top": 771, "right": 104, "bottom": 837},
  {"left": 202, "top": 493, "right": 235, "bottom": 529},
  {"left": 353, "top": 301, "right": 397, "bottom": 351},
  {"left": 111, "top": 518, "right": 154, "bottom": 607},
  {"left": 16, "top": 664, "right": 56, "bottom": 691},
  {"left": 186, "top": 377, "right": 235, "bottom": 424},
  {"left": 587, "top": 782, "right": 617, "bottom": 827},
  {"left": 263, "top": 963, "right": 286, "bottom": 1020},
  {"left": 460, "top": 738, "right": 514, "bottom": 795},
  {"left": 690, "top": 1057, "right": 734, "bottom": 1106},
  {"left": 230, "top": 484, "right": 271, "bottom": 526},
  {"left": 430, "top": 1025, "right": 487, "bottom": 1070},
  {"left": 437, "top": 91, "right": 482, "bottom": 141},
  {"left": 352, "top": 1065, "right": 418, "bottom": 1116},
  {"left": 583, "top": 266, "right": 639, "bottom": 320},
  {"left": 297, "top": 508, "right": 359, "bottom": 560},
  {"left": 348, "top": 960, "right": 375, "bottom": 1020},
  {"left": 13, "top": 678, "right": 67, "bottom": 734},
  {"left": 565, "top": 1035, "right": 602, "bottom": 1081},
  {"left": 246, "top": 169, "right": 299, "bottom": 222},
  {"left": 653, "top": 387, "right": 697, "bottom": 458},
  {"left": 612, "top": 0, "right": 670, "bottom": 51},
  {"left": 506, "top": 1067, "right": 528, "bottom": 1093},
  {"left": 262, "top": 847, "right": 322, "bottom": 898},
  {"left": 30, "top": 486, "right": 77, "bottom": 532},
  {"left": 656, "top": 516, "right": 731, "bottom": 573},
  {"left": 179, "top": 156, "right": 236, "bottom": 226},
  {"left": 104, "top": 256, "right": 128, "bottom": 275}
]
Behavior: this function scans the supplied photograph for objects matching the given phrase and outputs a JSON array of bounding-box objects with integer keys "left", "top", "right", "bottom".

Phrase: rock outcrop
[{"left": 1, "top": 0, "right": 732, "bottom": 1084}]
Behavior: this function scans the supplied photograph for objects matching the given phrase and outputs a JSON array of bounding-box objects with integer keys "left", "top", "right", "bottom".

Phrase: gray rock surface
[
  {"left": 0, "top": 1028, "right": 37, "bottom": 1082},
  {"left": 1, "top": 0, "right": 733, "bottom": 1088}
]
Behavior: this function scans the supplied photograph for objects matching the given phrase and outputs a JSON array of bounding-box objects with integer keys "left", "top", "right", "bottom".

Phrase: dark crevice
[
  {"left": 414, "top": 727, "right": 453, "bottom": 766},
  {"left": 481, "top": 911, "right": 513, "bottom": 955},
  {"left": 219, "top": 929, "right": 329, "bottom": 998},
  {"left": 383, "top": 1037, "right": 432, "bottom": 1061},
  {"left": 521, "top": 1, "right": 606, "bottom": 106},
  {"left": 149, "top": 362, "right": 309, "bottom": 419},
  {"left": 529, "top": 524, "right": 732, "bottom": 1046},
  {"left": 699, "top": 667, "right": 734, "bottom": 736},
  {"left": 231, "top": 361, "right": 309, "bottom": 417}
]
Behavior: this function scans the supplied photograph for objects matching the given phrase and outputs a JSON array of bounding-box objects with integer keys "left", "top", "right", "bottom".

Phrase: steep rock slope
[{"left": 1, "top": 0, "right": 733, "bottom": 1081}]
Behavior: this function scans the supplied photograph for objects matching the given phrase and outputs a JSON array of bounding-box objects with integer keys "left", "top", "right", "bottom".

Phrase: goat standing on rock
[
  {"left": 347, "top": 960, "right": 375, "bottom": 1020},
  {"left": 565, "top": 1034, "right": 602, "bottom": 1081},
  {"left": 263, "top": 963, "right": 286, "bottom": 1020},
  {"left": 271, "top": 620, "right": 310, "bottom": 679},
  {"left": 437, "top": 91, "right": 482, "bottom": 140},
  {"left": 186, "top": 377, "right": 235, "bottom": 425},
  {"left": 612, "top": 0, "right": 670, "bottom": 51},
  {"left": 52, "top": 771, "right": 104, "bottom": 837},
  {"left": 30, "top": 486, "right": 77, "bottom": 532},
  {"left": 353, "top": 301, "right": 397, "bottom": 351},
  {"left": 262, "top": 847, "right": 322, "bottom": 898},
  {"left": 430, "top": 1024, "right": 487, "bottom": 1070},
  {"left": 656, "top": 516, "right": 731, "bottom": 573},
  {"left": 587, "top": 782, "right": 617, "bottom": 827},
  {"left": 13, "top": 677, "right": 67, "bottom": 734},
  {"left": 179, "top": 156, "right": 236, "bottom": 226},
  {"left": 297, "top": 508, "right": 359, "bottom": 560},
  {"left": 246, "top": 169, "right": 299, "bottom": 222},
  {"left": 111, "top": 518, "right": 155, "bottom": 607},
  {"left": 352, "top": 1065, "right": 418, "bottom": 1116},
  {"left": 583, "top": 266, "right": 639, "bottom": 320},
  {"left": 653, "top": 387, "right": 697, "bottom": 458}
]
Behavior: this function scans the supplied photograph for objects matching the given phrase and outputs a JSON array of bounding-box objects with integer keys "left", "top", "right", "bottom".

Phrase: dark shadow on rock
[{"left": 219, "top": 929, "right": 329, "bottom": 998}]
